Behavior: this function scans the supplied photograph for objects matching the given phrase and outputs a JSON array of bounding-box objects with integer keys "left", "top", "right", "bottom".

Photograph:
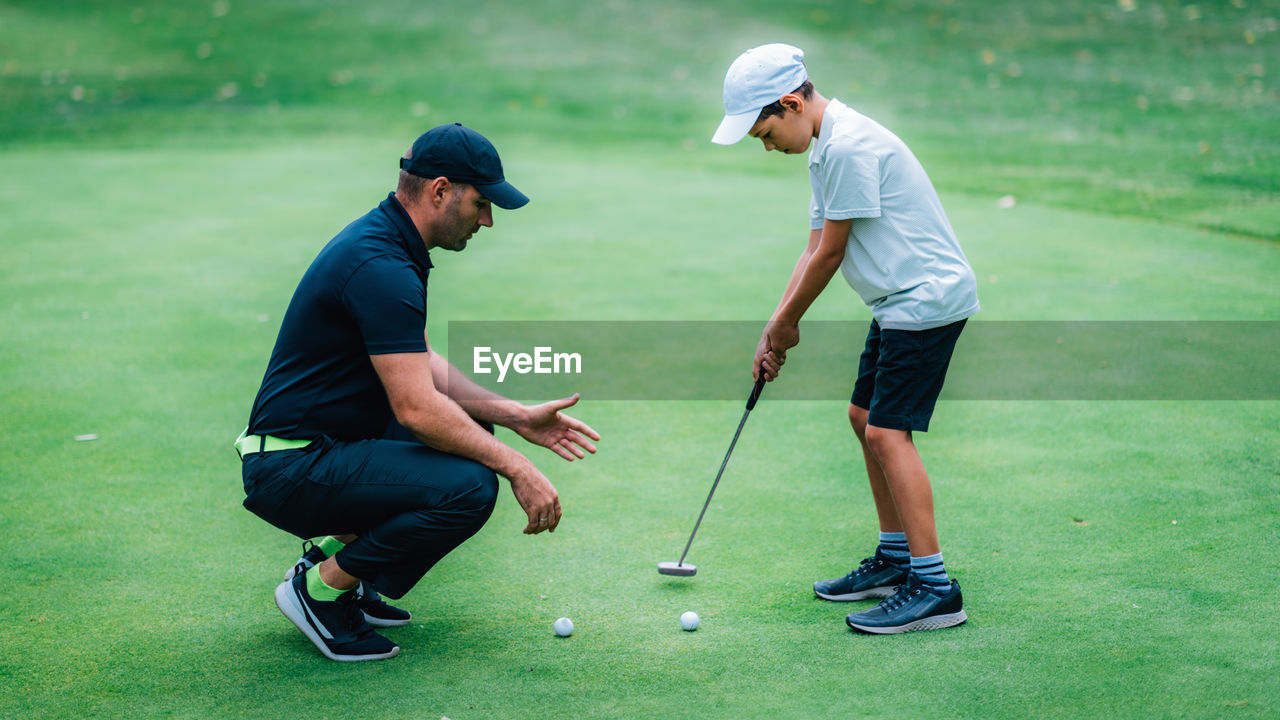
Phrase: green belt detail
[{"left": 235, "top": 427, "right": 313, "bottom": 459}]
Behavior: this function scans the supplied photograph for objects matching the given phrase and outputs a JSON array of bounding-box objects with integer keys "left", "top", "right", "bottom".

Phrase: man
[{"left": 237, "top": 123, "right": 600, "bottom": 661}]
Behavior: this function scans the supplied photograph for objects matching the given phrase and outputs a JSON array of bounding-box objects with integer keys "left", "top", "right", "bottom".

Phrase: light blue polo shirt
[{"left": 809, "top": 99, "right": 979, "bottom": 330}]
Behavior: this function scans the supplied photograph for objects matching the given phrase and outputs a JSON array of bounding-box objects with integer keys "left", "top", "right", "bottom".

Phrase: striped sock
[
  {"left": 910, "top": 552, "right": 951, "bottom": 591},
  {"left": 877, "top": 531, "right": 910, "bottom": 568}
]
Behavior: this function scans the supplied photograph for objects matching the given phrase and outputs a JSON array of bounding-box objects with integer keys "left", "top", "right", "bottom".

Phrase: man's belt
[{"left": 235, "top": 427, "right": 313, "bottom": 459}]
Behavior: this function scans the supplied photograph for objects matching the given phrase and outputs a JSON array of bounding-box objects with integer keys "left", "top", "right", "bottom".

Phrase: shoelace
[
  {"left": 337, "top": 592, "right": 380, "bottom": 637},
  {"left": 879, "top": 579, "right": 924, "bottom": 612},
  {"left": 847, "top": 555, "right": 883, "bottom": 579}
]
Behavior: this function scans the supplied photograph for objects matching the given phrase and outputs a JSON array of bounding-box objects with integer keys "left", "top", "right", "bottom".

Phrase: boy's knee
[
  {"left": 848, "top": 404, "right": 869, "bottom": 438},
  {"left": 863, "top": 424, "right": 908, "bottom": 458}
]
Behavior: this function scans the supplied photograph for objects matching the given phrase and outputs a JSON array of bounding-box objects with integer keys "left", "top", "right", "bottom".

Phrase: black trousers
[{"left": 241, "top": 421, "right": 499, "bottom": 599}]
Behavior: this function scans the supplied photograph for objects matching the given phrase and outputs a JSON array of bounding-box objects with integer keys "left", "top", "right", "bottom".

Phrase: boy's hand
[{"left": 754, "top": 321, "right": 799, "bottom": 381}]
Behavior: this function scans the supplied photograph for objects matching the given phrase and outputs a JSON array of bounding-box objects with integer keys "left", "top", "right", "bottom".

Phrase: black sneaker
[
  {"left": 274, "top": 573, "right": 400, "bottom": 661},
  {"left": 354, "top": 581, "right": 412, "bottom": 628},
  {"left": 813, "top": 552, "right": 908, "bottom": 601},
  {"left": 284, "top": 542, "right": 412, "bottom": 628},
  {"left": 283, "top": 541, "right": 327, "bottom": 581},
  {"left": 845, "top": 573, "right": 968, "bottom": 634}
]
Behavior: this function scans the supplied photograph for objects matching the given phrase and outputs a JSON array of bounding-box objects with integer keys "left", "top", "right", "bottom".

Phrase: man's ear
[
  {"left": 780, "top": 93, "right": 804, "bottom": 114},
  {"left": 427, "top": 176, "right": 452, "bottom": 206}
]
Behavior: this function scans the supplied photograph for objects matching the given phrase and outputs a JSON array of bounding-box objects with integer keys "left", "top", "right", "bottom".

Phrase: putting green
[{"left": 1, "top": 141, "right": 1276, "bottom": 718}]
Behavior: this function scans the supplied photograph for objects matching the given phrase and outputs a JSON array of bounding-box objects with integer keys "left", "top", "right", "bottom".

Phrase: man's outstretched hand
[{"left": 513, "top": 393, "right": 601, "bottom": 462}]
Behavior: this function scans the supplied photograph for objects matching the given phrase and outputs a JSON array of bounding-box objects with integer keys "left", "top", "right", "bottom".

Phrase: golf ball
[
  {"left": 680, "top": 611, "right": 700, "bottom": 631},
  {"left": 553, "top": 617, "right": 574, "bottom": 637}
]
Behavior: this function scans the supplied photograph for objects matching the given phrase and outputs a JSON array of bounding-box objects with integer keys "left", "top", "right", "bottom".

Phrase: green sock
[
  {"left": 304, "top": 564, "right": 349, "bottom": 602},
  {"left": 316, "top": 536, "right": 346, "bottom": 557}
]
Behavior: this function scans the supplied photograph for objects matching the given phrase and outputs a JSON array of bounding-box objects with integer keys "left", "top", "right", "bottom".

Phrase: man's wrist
[{"left": 494, "top": 400, "right": 530, "bottom": 431}]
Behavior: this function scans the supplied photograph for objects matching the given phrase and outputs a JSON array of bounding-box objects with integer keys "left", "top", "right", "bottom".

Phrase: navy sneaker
[
  {"left": 283, "top": 541, "right": 327, "bottom": 581},
  {"left": 354, "top": 581, "right": 412, "bottom": 628},
  {"left": 845, "top": 573, "right": 968, "bottom": 634},
  {"left": 813, "top": 552, "right": 908, "bottom": 601},
  {"left": 274, "top": 573, "right": 400, "bottom": 661},
  {"left": 284, "top": 542, "right": 412, "bottom": 628}
]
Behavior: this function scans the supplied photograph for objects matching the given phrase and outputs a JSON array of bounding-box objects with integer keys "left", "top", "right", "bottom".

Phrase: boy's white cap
[{"left": 711, "top": 43, "right": 808, "bottom": 145}]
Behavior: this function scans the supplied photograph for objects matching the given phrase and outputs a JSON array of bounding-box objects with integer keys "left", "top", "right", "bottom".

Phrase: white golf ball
[
  {"left": 553, "top": 617, "right": 574, "bottom": 637},
  {"left": 680, "top": 611, "right": 700, "bottom": 631}
]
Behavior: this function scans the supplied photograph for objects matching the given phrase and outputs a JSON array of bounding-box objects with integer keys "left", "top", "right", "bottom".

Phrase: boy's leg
[
  {"left": 848, "top": 404, "right": 904, "bottom": 536},
  {"left": 843, "top": 319, "right": 969, "bottom": 633},
  {"left": 860, "top": 426, "right": 939, "bottom": 557}
]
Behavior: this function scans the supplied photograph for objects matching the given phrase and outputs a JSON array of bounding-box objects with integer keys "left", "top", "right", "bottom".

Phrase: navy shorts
[{"left": 850, "top": 318, "right": 967, "bottom": 432}]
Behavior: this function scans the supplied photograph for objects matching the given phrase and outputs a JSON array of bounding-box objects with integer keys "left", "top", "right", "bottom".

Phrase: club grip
[{"left": 746, "top": 370, "right": 766, "bottom": 411}]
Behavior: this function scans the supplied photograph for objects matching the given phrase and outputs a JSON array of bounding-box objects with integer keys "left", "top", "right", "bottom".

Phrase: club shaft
[{"left": 676, "top": 405, "right": 752, "bottom": 566}]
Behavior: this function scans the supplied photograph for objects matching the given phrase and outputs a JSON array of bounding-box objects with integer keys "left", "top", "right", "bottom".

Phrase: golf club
[{"left": 658, "top": 369, "right": 768, "bottom": 577}]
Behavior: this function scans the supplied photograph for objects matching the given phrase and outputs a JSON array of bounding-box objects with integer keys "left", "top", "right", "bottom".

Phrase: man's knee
[
  {"left": 453, "top": 461, "right": 499, "bottom": 519},
  {"left": 472, "top": 465, "right": 499, "bottom": 513}
]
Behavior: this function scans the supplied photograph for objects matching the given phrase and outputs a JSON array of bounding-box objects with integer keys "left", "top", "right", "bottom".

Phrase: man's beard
[{"left": 434, "top": 192, "right": 473, "bottom": 252}]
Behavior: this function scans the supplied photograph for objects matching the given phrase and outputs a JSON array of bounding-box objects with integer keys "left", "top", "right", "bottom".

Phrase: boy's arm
[
  {"left": 754, "top": 218, "right": 852, "bottom": 380},
  {"left": 754, "top": 228, "right": 821, "bottom": 380},
  {"left": 774, "top": 228, "right": 824, "bottom": 316}
]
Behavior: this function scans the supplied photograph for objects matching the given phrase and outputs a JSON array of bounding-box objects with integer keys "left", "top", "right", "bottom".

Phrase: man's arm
[
  {"left": 370, "top": 351, "right": 562, "bottom": 535},
  {"left": 426, "top": 346, "right": 523, "bottom": 426},
  {"left": 755, "top": 218, "right": 852, "bottom": 380},
  {"left": 425, "top": 340, "right": 600, "bottom": 461}
]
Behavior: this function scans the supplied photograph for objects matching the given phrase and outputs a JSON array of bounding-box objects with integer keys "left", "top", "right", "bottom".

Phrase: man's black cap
[{"left": 399, "top": 123, "right": 529, "bottom": 210}]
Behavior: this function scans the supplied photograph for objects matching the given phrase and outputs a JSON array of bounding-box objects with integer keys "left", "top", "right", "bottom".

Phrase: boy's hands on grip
[{"left": 754, "top": 320, "right": 799, "bottom": 381}]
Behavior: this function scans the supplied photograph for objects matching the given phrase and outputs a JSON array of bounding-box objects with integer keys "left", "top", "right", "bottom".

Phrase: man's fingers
[
  {"left": 548, "top": 499, "right": 562, "bottom": 532},
  {"left": 564, "top": 430, "right": 597, "bottom": 454},
  {"left": 562, "top": 415, "right": 601, "bottom": 442},
  {"left": 561, "top": 438, "right": 586, "bottom": 459},
  {"left": 547, "top": 393, "right": 581, "bottom": 412}
]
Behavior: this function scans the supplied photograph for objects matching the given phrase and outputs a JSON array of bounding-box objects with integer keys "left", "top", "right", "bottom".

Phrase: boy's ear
[{"left": 779, "top": 93, "right": 804, "bottom": 113}]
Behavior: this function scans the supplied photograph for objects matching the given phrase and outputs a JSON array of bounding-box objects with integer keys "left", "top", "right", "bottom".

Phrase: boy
[{"left": 711, "top": 44, "right": 979, "bottom": 633}]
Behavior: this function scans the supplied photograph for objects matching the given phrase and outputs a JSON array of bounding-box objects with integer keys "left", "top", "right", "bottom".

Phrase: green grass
[
  {"left": 2, "top": 0, "right": 1277, "bottom": 238},
  {"left": 2, "top": 2, "right": 1279, "bottom": 719}
]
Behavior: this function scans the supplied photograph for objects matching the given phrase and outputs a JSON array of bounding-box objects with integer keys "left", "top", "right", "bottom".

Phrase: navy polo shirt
[{"left": 247, "top": 193, "right": 433, "bottom": 441}]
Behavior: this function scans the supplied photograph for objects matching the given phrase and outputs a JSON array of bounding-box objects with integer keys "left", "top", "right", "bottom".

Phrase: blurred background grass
[{"left": 3, "top": 0, "right": 1277, "bottom": 237}]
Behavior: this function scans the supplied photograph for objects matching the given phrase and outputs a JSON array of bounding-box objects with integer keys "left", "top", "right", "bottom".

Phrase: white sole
[
  {"left": 286, "top": 564, "right": 411, "bottom": 628},
  {"left": 364, "top": 612, "right": 412, "bottom": 628},
  {"left": 815, "top": 586, "right": 897, "bottom": 602},
  {"left": 273, "top": 581, "right": 400, "bottom": 662},
  {"left": 848, "top": 610, "right": 968, "bottom": 634}
]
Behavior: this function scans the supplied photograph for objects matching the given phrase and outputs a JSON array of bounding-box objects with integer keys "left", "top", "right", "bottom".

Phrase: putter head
[{"left": 658, "top": 561, "right": 697, "bottom": 577}]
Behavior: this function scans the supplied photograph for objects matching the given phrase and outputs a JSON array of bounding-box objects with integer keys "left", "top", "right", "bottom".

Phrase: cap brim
[
  {"left": 711, "top": 109, "right": 760, "bottom": 145},
  {"left": 475, "top": 179, "right": 529, "bottom": 210}
]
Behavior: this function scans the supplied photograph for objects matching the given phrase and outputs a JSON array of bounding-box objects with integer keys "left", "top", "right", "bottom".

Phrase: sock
[
  {"left": 910, "top": 552, "right": 951, "bottom": 591},
  {"left": 877, "top": 531, "right": 910, "bottom": 568},
  {"left": 316, "top": 536, "right": 347, "bottom": 557},
  {"left": 305, "top": 563, "right": 351, "bottom": 602}
]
